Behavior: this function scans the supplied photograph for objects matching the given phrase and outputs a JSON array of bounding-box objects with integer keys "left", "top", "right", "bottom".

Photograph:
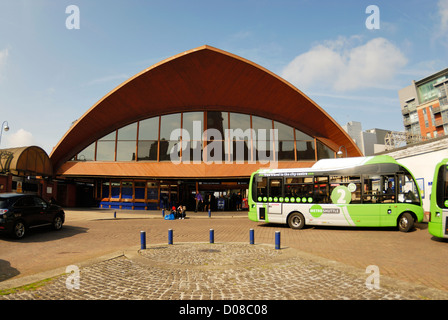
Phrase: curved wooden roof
[
  {"left": 50, "top": 45, "right": 362, "bottom": 173},
  {"left": 1, "top": 146, "right": 52, "bottom": 177}
]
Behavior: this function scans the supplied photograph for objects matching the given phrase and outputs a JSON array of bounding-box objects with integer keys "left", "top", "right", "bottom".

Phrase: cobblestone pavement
[
  {"left": 1, "top": 242, "right": 447, "bottom": 300},
  {"left": 1, "top": 209, "right": 448, "bottom": 301}
]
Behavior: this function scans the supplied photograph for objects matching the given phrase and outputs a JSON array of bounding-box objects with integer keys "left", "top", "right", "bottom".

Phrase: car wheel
[
  {"left": 288, "top": 212, "right": 305, "bottom": 229},
  {"left": 398, "top": 212, "right": 414, "bottom": 232},
  {"left": 12, "top": 221, "right": 26, "bottom": 239},
  {"left": 52, "top": 215, "right": 64, "bottom": 231}
]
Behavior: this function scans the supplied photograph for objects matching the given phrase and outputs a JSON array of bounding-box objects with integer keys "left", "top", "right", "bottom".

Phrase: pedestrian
[{"left": 195, "top": 192, "right": 203, "bottom": 212}]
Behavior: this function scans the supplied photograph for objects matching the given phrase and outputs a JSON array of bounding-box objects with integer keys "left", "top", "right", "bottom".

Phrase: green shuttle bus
[
  {"left": 429, "top": 158, "right": 448, "bottom": 239},
  {"left": 248, "top": 155, "right": 424, "bottom": 232}
]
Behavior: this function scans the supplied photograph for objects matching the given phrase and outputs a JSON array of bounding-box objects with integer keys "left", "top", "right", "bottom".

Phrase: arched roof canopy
[
  {"left": 50, "top": 45, "right": 362, "bottom": 170},
  {"left": 1, "top": 146, "right": 53, "bottom": 177}
]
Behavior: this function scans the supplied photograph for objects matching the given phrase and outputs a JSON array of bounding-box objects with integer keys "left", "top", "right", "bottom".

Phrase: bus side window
[
  {"left": 269, "top": 178, "right": 283, "bottom": 198},
  {"left": 314, "top": 176, "right": 329, "bottom": 203},
  {"left": 362, "top": 175, "right": 379, "bottom": 203},
  {"left": 381, "top": 175, "right": 396, "bottom": 203}
]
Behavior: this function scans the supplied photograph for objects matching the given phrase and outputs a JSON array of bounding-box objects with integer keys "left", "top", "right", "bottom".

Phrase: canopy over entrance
[{"left": 0, "top": 146, "right": 53, "bottom": 177}]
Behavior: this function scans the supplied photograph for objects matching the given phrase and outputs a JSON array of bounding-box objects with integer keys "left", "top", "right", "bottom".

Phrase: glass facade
[{"left": 74, "top": 111, "right": 335, "bottom": 163}]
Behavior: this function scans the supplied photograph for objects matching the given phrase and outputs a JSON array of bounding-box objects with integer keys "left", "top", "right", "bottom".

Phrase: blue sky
[{"left": 0, "top": 0, "right": 447, "bottom": 154}]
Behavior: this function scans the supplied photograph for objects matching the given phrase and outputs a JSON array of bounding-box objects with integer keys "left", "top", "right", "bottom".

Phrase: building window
[
  {"left": 160, "top": 114, "right": 181, "bottom": 161},
  {"left": 78, "top": 142, "right": 95, "bottom": 161},
  {"left": 275, "top": 121, "right": 295, "bottom": 161},
  {"left": 97, "top": 131, "right": 116, "bottom": 161},
  {"left": 74, "top": 111, "right": 336, "bottom": 163},
  {"left": 295, "top": 129, "right": 315, "bottom": 160},
  {"left": 138, "top": 117, "right": 159, "bottom": 161},
  {"left": 316, "top": 140, "right": 335, "bottom": 160},
  {"left": 229, "top": 113, "right": 251, "bottom": 162},
  {"left": 117, "top": 123, "right": 137, "bottom": 161}
]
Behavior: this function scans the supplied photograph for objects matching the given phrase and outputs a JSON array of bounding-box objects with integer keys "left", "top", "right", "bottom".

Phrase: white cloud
[
  {"left": 2, "top": 129, "right": 35, "bottom": 148},
  {"left": 281, "top": 37, "right": 408, "bottom": 92}
]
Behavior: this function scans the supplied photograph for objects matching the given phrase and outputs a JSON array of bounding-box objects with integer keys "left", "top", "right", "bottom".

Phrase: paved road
[{"left": 1, "top": 208, "right": 447, "bottom": 300}]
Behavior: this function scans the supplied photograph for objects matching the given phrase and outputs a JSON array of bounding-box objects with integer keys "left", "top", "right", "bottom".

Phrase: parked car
[{"left": 0, "top": 193, "right": 65, "bottom": 239}]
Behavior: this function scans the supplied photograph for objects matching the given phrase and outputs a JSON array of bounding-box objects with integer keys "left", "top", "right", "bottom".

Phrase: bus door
[
  {"left": 267, "top": 178, "right": 283, "bottom": 215},
  {"left": 430, "top": 163, "right": 448, "bottom": 238},
  {"left": 379, "top": 175, "right": 398, "bottom": 226},
  {"left": 254, "top": 175, "right": 270, "bottom": 221}
]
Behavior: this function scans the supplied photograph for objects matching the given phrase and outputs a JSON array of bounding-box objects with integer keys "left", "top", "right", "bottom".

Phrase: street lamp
[
  {"left": 337, "top": 145, "right": 347, "bottom": 158},
  {"left": 0, "top": 121, "right": 10, "bottom": 147}
]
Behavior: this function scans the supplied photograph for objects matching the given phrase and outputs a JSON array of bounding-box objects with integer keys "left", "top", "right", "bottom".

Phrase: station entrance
[{"left": 94, "top": 178, "right": 249, "bottom": 212}]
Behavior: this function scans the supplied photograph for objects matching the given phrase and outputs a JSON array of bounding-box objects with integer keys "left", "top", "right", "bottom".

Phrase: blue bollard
[
  {"left": 209, "top": 229, "right": 214, "bottom": 243},
  {"left": 250, "top": 229, "right": 254, "bottom": 245},
  {"left": 162, "top": 208, "right": 165, "bottom": 217},
  {"left": 168, "top": 229, "right": 173, "bottom": 245},
  {"left": 275, "top": 231, "right": 281, "bottom": 250},
  {"left": 140, "top": 231, "right": 146, "bottom": 250},
  {"left": 208, "top": 209, "right": 211, "bottom": 218},
  {"left": 114, "top": 211, "right": 116, "bottom": 219}
]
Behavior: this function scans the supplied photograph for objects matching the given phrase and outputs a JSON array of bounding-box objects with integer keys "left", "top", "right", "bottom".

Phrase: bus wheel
[
  {"left": 288, "top": 212, "right": 305, "bottom": 230},
  {"left": 398, "top": 212, "right": 414, "bottom": 232}
]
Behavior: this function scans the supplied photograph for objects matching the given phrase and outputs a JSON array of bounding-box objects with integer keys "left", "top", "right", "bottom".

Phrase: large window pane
[
  {"left": 274, "top": 121, "right": 294, "bottom": 140},
  {"left": 96, "top": 141, "right": 115, "bottom": 161},
  {"left": 137, "top": 141, "right": 158, "bottom": 161},
  {"left": 296, "top": 140, "right": 315, "bottom": 160},
  {"left": 159, "top": 140, "right": 179, "bottom": 161},
  {"left": 278, "top": 141, "right": 295, "bottom": 160},
  {"left": 181, "top": 140, "right": 203, "bottom": 162},
  {"left": 252, "top": 116, "right": 272, "bottom": 132},
  {"left": 229, "top": 113, "right": 250, "bottom": 133},
  {"left": 78, "top": 142, "right": 95, "bottom": 161},
  {"left": 316, "top": 141, "right": 334, "bottom": 160},
  {"left": 117, "top": 141, "right": 136, "bottom": 161},
  {"left": 204, "top": 140, "right": 225, "bottom": 163},
  {"left": 183, "top": 112, "right": 203, "bottom": 140},
  {"left": 116, "top": 123, "right": 137, "bottom": 161},
  {"left": 97, "top": 131, "right": 116, "bottom": 161},
  {"left": 207, "top": 111, "right": 228, "bottom": 139},
  {"left": 139, "top": 117, "right": 159, "bottom": 140},
  {"left": 118, "top": 123, "right": 137, "bottom": 140},
  {"left": 160, "top": 114, "right": 181, "bottom": 141},
  {"left": 295, "top": 129, "right": 313, "bottom": 140}
]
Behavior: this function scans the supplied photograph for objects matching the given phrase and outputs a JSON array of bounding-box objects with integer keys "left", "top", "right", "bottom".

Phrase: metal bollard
[
  {"left": 140, "top": 231, "right": 146, "bottom": 250},
  {"left": 114, "top": 211, "right": 116, "bottom": 219},
  {"left": 250, "top": 229, "right": 254, "bottom": 245},
  {"left": 162, "top": 208, "right": 165, "bottom": 217},
  {"left": 208, "top": 209, "right": 211, "bottom": 218},
  {"left": 275, "top": 231, "right": 281, "bottom": 250},
  {"left": 168, "top": 229, "right": 173, "bottom": 245},
  {"left": 209, "top": 229, "right": 214, "bottom": 243}
]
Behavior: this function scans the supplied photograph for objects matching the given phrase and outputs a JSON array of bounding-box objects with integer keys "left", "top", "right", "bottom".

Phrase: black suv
[{"left": 0, "top": 193, "right": 65, "bottom": 239}]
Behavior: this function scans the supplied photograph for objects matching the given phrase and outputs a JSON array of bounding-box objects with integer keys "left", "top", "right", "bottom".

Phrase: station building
[{"left": 49, "top": 45, "right": 362, "bottom": 210}]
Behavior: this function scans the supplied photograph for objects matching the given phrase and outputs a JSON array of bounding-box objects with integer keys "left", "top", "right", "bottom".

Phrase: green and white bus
[
  {"left": 248, "top": 155, "right": 424, "bottom": 232},
  {"left": 429, "top": 158, "right": 448, "bottom": 239}
]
